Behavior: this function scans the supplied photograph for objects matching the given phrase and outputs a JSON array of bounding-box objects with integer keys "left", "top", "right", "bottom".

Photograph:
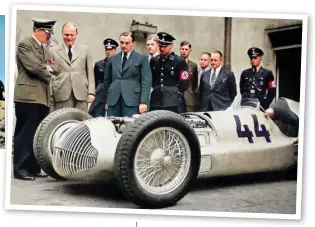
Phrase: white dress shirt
[
  {"left": 121, "top": 49, "right": 133, "bottom": 62},
  {"left": 196, "top": 65, "right": 211, "bottom": 92},
  {"left": 64, "top": 44, "right": 75, "bottom": 55}
]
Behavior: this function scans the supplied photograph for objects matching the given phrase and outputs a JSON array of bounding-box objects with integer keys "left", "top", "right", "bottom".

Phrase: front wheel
[
  {"left": 114, "top": 110, "right": 201, "bottom": 208},
  {"left": 33, "top": 108, "right": 92, "bottom": 180}
]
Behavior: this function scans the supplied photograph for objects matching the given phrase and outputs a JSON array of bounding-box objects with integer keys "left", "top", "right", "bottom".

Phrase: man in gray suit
[
  {"left": 199, "top": 50, "right": 237, "bottom": 111},
  {"left": 50, "top": 22, "right": 95, "bottom": 112},
  {"left": 104, "top": 32, "right": 152, "bottom": 117}
]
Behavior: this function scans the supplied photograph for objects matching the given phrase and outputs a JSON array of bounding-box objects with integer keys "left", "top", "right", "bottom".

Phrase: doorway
[
  {"left": 266, "top": 24, "right": 302, "bottom": 102},
  {"left": 276, "top": 47, "right": 301, "bottom": 102}
]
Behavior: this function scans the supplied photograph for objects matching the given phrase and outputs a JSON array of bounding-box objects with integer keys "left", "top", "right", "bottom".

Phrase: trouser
[
  {"left": 54, "top": 90, "right": 88, "bottom": 112},
  {"left": 13, "top": 102, "right": 49, "bottom": 175},
  {"left": 89, "top": 101, "right": 106, "bottom": 117},
  {"left": 107, "top": 95, "right": 138, "bottom": 117}
]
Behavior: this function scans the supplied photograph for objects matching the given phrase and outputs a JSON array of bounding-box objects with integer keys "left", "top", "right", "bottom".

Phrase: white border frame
[{"left": 4, "top": 4, "right": 308, "bottom": 220}]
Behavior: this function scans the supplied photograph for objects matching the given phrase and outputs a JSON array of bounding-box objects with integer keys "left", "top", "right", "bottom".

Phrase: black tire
[
  {"left": 33, "top": 108, "right": 92, "bottom": 180},
  {"left": 114, "top": 110, "right": 201, "bottom": 208}
]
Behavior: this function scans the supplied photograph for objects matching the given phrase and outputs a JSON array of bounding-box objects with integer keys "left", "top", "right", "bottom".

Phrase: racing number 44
[{"left": 233, "top": 114, "right": 271, "bottom": 143}]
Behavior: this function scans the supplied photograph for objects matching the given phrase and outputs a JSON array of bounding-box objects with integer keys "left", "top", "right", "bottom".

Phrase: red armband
[
  {"left": 48, "top": 58, "right": 56, "bottom": 64},
  {"left": 179, "top": 70, "right": 190, "bottom": 80},
  {"left": 268, "top": 81, "right": 276, "bottom": 88}
]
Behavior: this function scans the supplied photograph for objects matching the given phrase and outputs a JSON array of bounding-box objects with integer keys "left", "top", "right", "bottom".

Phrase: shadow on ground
[
  {"left": 60, "top": 169, "right": 297, "bottom": 202},
  {"left": 192, "top": 169, "right": 297, "bottom": 191},
  {"left": 62, "top": 180, "right": 127, "bottom": 202}
]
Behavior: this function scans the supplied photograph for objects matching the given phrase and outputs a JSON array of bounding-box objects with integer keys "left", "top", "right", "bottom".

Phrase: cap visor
[
  {"left": 43, "top": 29, "right": 54, "bottom": 34},
  {"left": 158, "top": 43, "right": 170, "bottom": 47}
]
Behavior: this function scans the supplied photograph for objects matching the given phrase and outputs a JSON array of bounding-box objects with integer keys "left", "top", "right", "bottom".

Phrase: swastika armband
[
  {"left": 268, "top": 81, "right": 276, "bottom": 88},
  {"left": 179, "top": 70, "right": 190, "bottom": 80}
]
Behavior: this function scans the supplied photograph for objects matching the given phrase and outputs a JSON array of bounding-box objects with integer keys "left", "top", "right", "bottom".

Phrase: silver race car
[{"left": 33, "top": 98, "right": 299, "bottom": 209}]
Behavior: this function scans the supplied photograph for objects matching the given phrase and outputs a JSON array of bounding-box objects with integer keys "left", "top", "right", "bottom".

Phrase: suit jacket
[
  {"left": 50, "top": 43, "right": 95, "bottom": 102},
  {"left": 200, "top": 66, "right": 237, "bottom": 111},
  {"left": 183, "top": 60, "right": 198, "bottom": 107},
  {"left": 104, "top": 50, "right": 152, "bottom": 107},
  {"left": 14, "top": 36, "right": 60, "bottom": 107}
]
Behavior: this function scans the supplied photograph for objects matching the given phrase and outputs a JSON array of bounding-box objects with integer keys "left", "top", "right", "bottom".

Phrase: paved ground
[{"left": 9, "top": 170, "right": 297, "bottom": 214}]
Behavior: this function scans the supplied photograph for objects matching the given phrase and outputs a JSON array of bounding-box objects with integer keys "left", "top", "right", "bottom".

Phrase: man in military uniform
[
  {"left": 149, "top": 32, "right": 190, "bottom": 113},
  {"left": 89, "top": 38, "right": 118, "bottom": 117},
  {"left": 179, "top": 41, "right": 198, "bottom": 112},
  {"left": 240, "top": 47, "right": 276, "bottom": 110},
  {"left": 14, "top": 18, "right": 59, "bottom": 180}
]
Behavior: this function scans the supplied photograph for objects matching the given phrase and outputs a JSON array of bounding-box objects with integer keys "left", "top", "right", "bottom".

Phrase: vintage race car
[{"left": 33, "top": 98, "right": 299, "bottom": 209}]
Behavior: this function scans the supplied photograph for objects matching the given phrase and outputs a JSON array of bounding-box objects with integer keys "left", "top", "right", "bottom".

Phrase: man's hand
[
  {"left": 46, "top": 65, "right": 54, "bottom": 73},
  {"left": 139, "top": 103, "right": 148, "bottom": 114},
  {"left": 87, "top": 94, "right": 95, "bottom": 103},
  {"left": 266, "top": 108, "right": 275, "bottom": 118}
]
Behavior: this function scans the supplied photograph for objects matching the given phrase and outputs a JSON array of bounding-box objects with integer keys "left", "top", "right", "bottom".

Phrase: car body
[{"left": 33, "top": 98, "right": 299, "bottom": 209}]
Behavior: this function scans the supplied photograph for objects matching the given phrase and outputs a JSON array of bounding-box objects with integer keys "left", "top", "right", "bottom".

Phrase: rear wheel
[
  {"left": 33, "top": 108, "right": 92, "bottom": 180},
  {"left": 114, "top": 110, "right": 201, "bottom": 208}
]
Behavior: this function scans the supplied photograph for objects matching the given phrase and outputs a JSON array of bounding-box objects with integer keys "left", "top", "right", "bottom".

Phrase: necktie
[
  {"left": 122, "top": 52, "right": 127, "bottom": 69},
  {"left": 210, "top": 69, "right": 216, "bottom": 87},
  {"left": 68, "top": 46, "right": 72, "bottom": 61}
]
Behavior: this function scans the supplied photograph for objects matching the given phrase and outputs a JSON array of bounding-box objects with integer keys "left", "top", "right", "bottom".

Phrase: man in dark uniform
[
  {"left": 149, "top": 32, "right": 190, "bottom": 113},
  {"left": 14, "top": 18, "right": 59, "bottom": 180},
  {"left": 240, "top": 47, "right": 276, "bottom": 110},
  {"left": 89, "top": 38, "right": 118, "bottom": 117}
]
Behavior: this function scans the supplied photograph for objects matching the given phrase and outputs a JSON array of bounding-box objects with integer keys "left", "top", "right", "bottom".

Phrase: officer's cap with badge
[
  {"left": 103, "top": 38, "right": 119, "bottom": 50},
  {"left": 247, "top": 47, "right": 264, "bottom": 58},
  {"left": 157, "top": 32, "right": 176, "bottom": 46},
  {"left": 32, "top": 18, "right": 56, "bottom": 34}
]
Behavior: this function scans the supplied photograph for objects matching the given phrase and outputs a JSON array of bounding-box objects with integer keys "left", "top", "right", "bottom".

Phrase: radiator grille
[{"left": 52, "top": 123, "right": 98, "bottom": 177}]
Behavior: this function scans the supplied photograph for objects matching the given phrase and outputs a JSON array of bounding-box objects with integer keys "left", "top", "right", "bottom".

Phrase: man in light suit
[
  {"left": 146, "top": 34, "right": 159, "bottom": 62},
  {"left": 50, "top": 22, "right": 95, "bottom": 112},
  {"left": 104, "top": 32, "right": 152, "bottom": 117},
  {"left": 199, "top": 50, "right": 237, "bottom": 111},
  {"left": 179, "top": 41, "right": 198, "bottom": 112},
  {"left": 14, "top": 18, "right": 60, "bottom": 180}
]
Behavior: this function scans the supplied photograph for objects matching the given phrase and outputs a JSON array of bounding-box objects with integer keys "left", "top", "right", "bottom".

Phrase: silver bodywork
[{"left": 51, "top": 106, "right": 298, "bottom": 182}]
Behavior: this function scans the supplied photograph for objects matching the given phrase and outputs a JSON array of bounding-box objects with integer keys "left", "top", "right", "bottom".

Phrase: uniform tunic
[
  {"left": 149, "top": 52, "right": 190, "bottom": 113},
  {"left": 240, "top": 67, "right": 276, "bottom": 109}
]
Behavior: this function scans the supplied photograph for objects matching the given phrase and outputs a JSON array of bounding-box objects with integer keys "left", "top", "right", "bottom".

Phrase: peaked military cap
[
  {"left": 32, "top": 18, "right": 56, "bottom": 34},
  {"left": 103, "top": 38, "right": 119, "bottom": 50},
  {"left": 157, "top": 32, "right": 176, "bottom": 46},
  {"left": 247, "top": 47, "right": 264, "bottom": 58}
]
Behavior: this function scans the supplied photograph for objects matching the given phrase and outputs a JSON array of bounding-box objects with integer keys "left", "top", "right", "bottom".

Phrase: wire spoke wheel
[
  {"left": 134, "top": 127, "right": 191, "bottom": 195},
  {"left": 114, "top": 110, "right": 200, "bottom": 208}
]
